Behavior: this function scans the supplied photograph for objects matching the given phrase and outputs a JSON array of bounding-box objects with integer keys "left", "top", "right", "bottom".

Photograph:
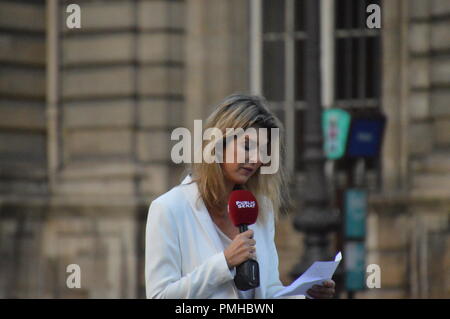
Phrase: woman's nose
[{"left": 246, "top": 149, "right": 262, "bottom": 166}]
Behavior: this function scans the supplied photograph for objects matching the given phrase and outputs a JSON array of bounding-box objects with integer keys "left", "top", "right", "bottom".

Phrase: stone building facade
[
  {"left": 0, "top": 0, "right": 448, "bottom": 298},
  {"left": 363, "top": 0, "right": 450, "bottom": 298}
]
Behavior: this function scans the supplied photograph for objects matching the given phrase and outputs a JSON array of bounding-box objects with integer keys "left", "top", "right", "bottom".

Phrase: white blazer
[{"left": 145, "top": 174, "right": 287, "bottom": 299}]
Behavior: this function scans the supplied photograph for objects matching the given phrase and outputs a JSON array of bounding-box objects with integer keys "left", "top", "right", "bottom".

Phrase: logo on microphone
[{"left": 235, "top": 200, "right": 256, "bottom": 209}]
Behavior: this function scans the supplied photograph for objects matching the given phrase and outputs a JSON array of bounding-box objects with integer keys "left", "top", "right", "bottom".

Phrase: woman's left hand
[{"left": 306, "top": 280, "right": 336, "bottom": 299}]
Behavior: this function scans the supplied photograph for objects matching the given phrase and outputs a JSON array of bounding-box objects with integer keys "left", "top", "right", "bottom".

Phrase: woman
[{"left": 145, "top": 94, "right": 335, "bottom": 299}]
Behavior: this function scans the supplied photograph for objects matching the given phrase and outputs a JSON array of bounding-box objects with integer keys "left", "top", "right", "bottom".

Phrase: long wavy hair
[{"left": 186, "top": 94, "right": 291, "bottom": 223}]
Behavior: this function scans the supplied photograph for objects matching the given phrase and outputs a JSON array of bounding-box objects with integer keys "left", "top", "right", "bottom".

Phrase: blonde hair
[{"left": 187, "top": 94, "right": 291, "bottom": 223}]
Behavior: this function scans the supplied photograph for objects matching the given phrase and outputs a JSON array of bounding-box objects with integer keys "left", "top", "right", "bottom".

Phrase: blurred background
[{"left": 0, "top": 0, "right": 449, "bottom": 298}]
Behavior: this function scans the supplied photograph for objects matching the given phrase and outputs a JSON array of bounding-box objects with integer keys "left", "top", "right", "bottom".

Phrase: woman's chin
[{"left": 231, "top": 174, "right": 250, "bottom": 185}]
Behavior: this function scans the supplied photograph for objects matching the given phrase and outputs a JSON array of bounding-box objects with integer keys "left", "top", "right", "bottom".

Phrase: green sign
[
  {"left": 345, "top": 189, "right": 367, "bottom": 238},
  {"left": 322, "top": 108, "right": 351, "bottom": 159},
  {"left": 344, "top": 241, "right": 366, "bottom": 291}
]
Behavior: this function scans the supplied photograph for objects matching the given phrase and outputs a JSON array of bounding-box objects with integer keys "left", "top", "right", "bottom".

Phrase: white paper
[{"left": 274, "top": 252, "right": 342, "bottom": 298}]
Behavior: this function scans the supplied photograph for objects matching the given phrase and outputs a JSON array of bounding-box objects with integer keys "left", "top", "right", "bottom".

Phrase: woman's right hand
[{"left": 223, "top": 229, "right": 256, "bottom": 269}]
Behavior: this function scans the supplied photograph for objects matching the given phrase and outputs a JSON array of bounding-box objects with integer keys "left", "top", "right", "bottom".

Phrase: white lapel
[
  {"left": 179, "top": 174, "right": 224, "bottom": 253},
  {"left": 248, "top": 221, "right": 265, "bottom": 299}
]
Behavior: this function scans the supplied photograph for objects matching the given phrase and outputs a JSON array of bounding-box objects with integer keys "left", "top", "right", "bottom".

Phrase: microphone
[{"left": 227, "top": 187, "right": 260, "bottom": 290}]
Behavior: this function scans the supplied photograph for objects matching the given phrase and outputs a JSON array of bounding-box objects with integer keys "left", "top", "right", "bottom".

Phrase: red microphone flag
[{"left": 227, "top": 190, "right": 259, "bottom": 226}]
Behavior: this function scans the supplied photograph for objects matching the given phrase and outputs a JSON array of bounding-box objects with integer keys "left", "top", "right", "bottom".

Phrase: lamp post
[{"left": 290, "top": 0, "right": 339, "bottom": 278}]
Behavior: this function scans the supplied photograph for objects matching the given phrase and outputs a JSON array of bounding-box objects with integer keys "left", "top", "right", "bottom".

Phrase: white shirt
[{"left": 212, "top": 222, "right": 256, "bottom": 299}]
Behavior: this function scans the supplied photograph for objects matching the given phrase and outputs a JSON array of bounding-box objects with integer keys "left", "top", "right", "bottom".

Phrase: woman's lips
[{"left": 239, "top": 167, "right": 254, "bottom": 175}]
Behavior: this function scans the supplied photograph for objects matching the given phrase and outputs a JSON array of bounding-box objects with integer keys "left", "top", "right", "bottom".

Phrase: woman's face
[{"left": 220, "top": 129, "right": 267, "bottom": 186}]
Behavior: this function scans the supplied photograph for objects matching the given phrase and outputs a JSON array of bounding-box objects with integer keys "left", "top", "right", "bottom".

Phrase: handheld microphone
[{"left": 227, "top": 186, "right": 260, "bottom": 291}]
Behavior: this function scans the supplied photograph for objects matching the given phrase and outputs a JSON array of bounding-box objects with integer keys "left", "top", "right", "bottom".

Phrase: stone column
[
  {"left": 184, "top": 0, "right": 250, "bottom": 131},
  {"left": 291, "top": 0, "right": 338, "bottom": 278}
]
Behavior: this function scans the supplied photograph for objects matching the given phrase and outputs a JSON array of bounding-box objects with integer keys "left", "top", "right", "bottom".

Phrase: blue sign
[
  {"left": 344, "top": 241, "right": 366, "bottom": 291},
  {"left": 345, "top": 189, "right": 367, "bottom": 238},
  {"left": 346, "top": 116, "right": 386, "bottom": 158}
]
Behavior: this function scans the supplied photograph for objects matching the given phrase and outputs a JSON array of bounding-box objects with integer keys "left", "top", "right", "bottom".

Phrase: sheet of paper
[{"left": 274, "top": 252, "right": 342, "bottom": 298}]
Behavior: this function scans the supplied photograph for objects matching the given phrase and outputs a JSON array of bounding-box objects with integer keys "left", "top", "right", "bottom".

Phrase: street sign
[
  {"left": 346, "top": 115, "right": 386, "bottom": 158},
  {"left": 322, "top": 108, "right": 351, "bottom": 160},
  {"left": 344, "top": 241, "right": 366, "bottom": 291},
  {"left": 344, "top": 189, "right": 367, "bottom": 238}
]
